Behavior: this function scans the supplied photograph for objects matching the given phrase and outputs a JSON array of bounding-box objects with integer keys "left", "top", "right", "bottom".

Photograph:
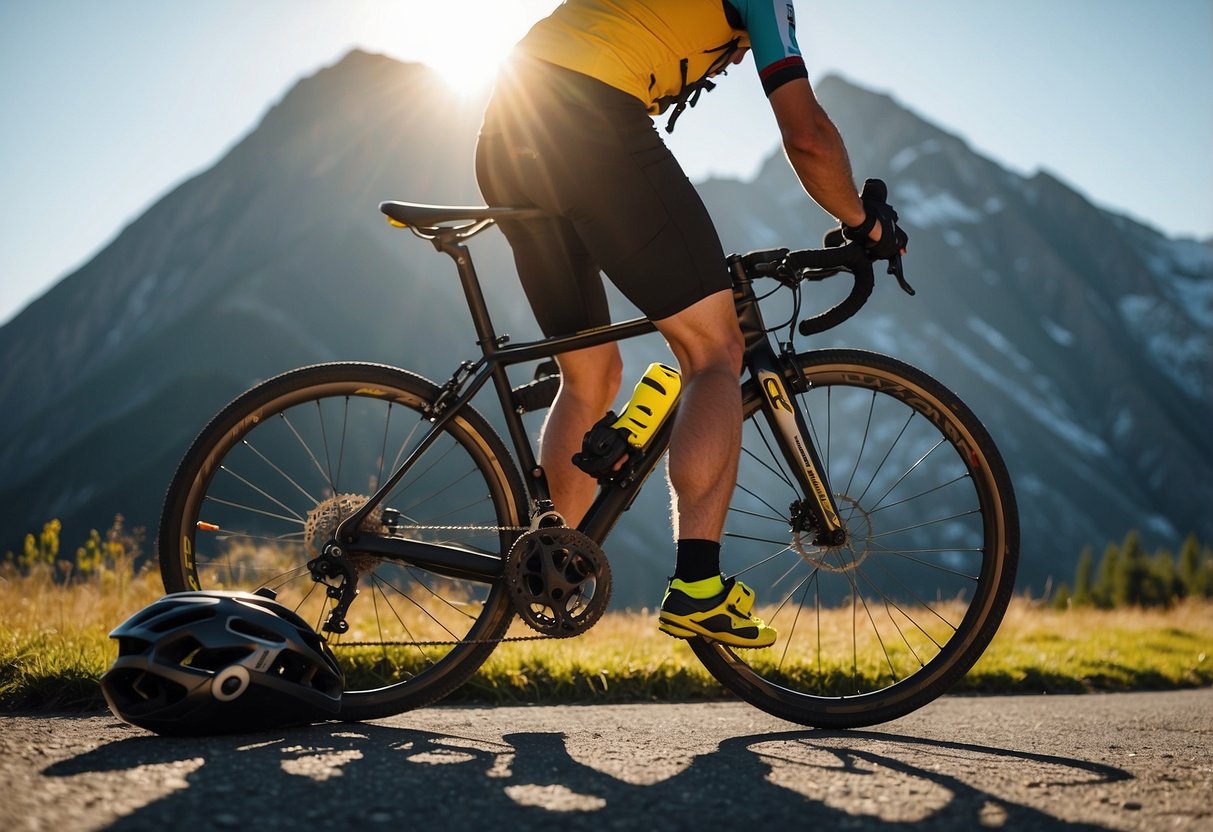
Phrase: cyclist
[{"left": 475, "top": 0, "right": 906, "bottom": 649}]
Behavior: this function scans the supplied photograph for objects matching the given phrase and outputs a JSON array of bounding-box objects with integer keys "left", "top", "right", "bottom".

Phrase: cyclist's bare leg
[
  {"left": 541, "top": 342, "right": 623, "bottom": 526},
  {"left": 653, "top": 289, "right": 745, "bottom": 541}
]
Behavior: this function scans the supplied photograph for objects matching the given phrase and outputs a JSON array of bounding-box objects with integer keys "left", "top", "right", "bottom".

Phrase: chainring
[{"left": 506, "top": 527, "right": 611, "bottom": 638}]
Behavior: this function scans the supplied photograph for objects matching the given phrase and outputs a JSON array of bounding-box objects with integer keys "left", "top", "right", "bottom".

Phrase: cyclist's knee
[
  {"left": 667, "top": 325, "right": 743, "bottom": 380},
  {"left": 556, "top": 344, "right": 623, "bottom": 405},
  {"left": 656, "top": 290, "right": 743, "bottom": 378}
]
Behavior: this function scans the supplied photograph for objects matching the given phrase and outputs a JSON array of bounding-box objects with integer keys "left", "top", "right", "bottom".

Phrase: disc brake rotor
[
  {"left": 506, "top": 527, "right": 611, "bottom": 638},
  {"left": 791, "top": 495, "right": 874, "bottom": 572}
]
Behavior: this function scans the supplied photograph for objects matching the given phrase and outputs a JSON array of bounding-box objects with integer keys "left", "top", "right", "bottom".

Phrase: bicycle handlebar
[
  {"left": 786, "top": 243, "right": 876, "bottom": 336},
  {"left": 740, "top": 240, "right": 913, "bottom": 336}
]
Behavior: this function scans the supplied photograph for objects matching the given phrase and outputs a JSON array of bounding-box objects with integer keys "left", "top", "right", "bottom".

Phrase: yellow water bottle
[{"left": 611, "top": 363, "right": 682, "bottom": 448}]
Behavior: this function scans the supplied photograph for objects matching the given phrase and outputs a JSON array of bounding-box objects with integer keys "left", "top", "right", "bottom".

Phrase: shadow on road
[{"left": 44, "top": 719, "right": 1130, "bottom": 830}]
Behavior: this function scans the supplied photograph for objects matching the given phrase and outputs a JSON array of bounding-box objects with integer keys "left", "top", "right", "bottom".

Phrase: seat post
[
  {"left": 432, "top": 229, "right": 555, "bottom": 508},
  {"left": 434, "top": 233, "right": 500, "bottom": 353}
]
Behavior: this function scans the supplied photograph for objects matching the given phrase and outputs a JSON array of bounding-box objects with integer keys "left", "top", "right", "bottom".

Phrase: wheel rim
[
  {"left": 715, "top": 358, "right": 1011, "bottom": 709},
  {"left": 167, "top": 379, "right": 518, "bottom": 698}
]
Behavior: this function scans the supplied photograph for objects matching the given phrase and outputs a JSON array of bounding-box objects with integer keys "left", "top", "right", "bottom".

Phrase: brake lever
[{"left": 887, "top": 251, "right": 915, "bottom": 296}]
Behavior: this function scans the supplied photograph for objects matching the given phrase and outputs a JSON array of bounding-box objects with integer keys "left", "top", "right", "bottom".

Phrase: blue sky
[{"left": 1, "top": 0, "right": 1210, "bottom": 325}]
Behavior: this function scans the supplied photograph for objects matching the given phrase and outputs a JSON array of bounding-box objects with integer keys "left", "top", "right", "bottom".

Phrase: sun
[
  {"left": 393, "top": 3, "right": 552, "bottom": 95},
  {"left": 424, "top": 37, "right": 514, "bottom": 95}
]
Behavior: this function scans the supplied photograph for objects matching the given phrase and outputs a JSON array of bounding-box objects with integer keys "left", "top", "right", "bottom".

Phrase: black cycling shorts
[{"left": 475, "top": 57, "right": 729, "bottom": 337}]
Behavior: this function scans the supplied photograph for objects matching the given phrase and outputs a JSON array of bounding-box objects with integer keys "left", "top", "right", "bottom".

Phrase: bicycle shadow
[{"left": 43, "top": 717, "right": 1129, "bottom": 830}]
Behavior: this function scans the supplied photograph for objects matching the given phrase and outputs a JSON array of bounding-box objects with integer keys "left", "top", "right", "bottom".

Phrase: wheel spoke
[
  {"left": 203, "top": 495, "right": 305, "bottom": 526},
  {"left": 242, "top": 439, "right": 321, "bottom": 506},
  {"left": 315, "top": 400, "right": 337, "bottom": 493},
  {"left": 869, "top": 507, "right": 982, "bottom": 539},
  {"left": 745, "top": 419, "right": 797, "bottom": 492},
  {"left": 852, "top": 410, "right": 915, "bottom": 506},
  {"left": 842, "top": 389, "right": 876, "bottom": 499},
  {"left": 779, "top": 570, "right": 817, "bottom": 672},
  {"left": 732, "top": 482, "right": 790, "bottom": 524},
  {"left": 869, "top": 472, "right": 971, "bottom": 515},
  {"left": 869, "top": 540, "right": 981, "bottom": 581},
  {"left": 218, "top": 465, "right": 307, "bottom": 522},
  {"left": 279, "top": 412, "right": 334, "bottom": 494},
  {"left": 868, "top": 437, "right": 949, "bottom": 513}
]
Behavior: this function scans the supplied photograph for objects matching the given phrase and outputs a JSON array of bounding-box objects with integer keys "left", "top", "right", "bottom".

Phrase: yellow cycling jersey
[{"left": 516, "top": 0, "right": 752, "bottom": 115}]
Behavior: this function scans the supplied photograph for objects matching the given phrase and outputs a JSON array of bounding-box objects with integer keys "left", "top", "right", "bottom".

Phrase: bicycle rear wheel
[
  {"left": 694, "top": 349, "right": 1018, "bottom": 728},
  {"left": 158, "top": 362, "right": 527, "bottom": 720}
]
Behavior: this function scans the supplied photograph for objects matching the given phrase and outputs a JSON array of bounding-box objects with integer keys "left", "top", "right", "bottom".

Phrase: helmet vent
[
  {"left": 129, "top": 669, "right": 187, "bottom": 707},
  {"left": 185, "top": 645, "right": 255, "bottom": 672},
  {"left": 229, "top": 617, "right": 287, "bottom": 644},
  {"left": 151, "top": 605, "right": 216, "bottom": 633},
  {"left": 157, "top": 634, "right": 204, "bottom": 666},
  {"left": 117, "top": 636, "right": 152, "bottom": 656}
]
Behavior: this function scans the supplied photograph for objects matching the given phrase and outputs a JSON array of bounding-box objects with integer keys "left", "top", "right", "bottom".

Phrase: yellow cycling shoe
[{"left": 658, "top": 575, "right": 776, "bottom": 649}]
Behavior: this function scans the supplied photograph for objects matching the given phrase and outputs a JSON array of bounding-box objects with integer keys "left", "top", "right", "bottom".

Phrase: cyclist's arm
[
  {"left": 768, "top": 78, "right": 882, "bottom": 244},
  {"left": 734, "top": 0, "right": 883, "bottom": 244}
]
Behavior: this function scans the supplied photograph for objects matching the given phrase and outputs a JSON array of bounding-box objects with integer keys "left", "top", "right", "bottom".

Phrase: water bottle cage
[{"left": 571, "top": 411, "right": 633, "bottom": 483}]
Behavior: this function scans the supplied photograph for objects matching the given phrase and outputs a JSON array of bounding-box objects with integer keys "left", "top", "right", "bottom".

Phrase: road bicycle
[{"left": 158, "top": 184, "right": 1018, "bottom": 728}]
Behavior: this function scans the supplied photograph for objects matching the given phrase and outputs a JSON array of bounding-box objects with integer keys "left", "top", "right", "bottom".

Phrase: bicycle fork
[{"left": 732, "top": 258, "right": 845, "bottom": 545}]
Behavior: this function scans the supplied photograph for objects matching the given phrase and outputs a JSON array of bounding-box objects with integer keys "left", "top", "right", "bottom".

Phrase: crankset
[{"left": 506, "top": 526, "right": 612, "bottom": 637}]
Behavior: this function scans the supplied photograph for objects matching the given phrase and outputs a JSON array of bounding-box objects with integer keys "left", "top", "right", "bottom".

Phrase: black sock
[{"left": 673, "top": 539, "right": 721, "bottom": 582}]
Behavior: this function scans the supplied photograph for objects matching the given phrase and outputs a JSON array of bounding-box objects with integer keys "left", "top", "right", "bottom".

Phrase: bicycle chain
[
  {"left": 331, "top": 633, "right": 552, "bottom": 647},
  {"left": 392, "top": 523, "right": 528, "bottom": 533},
  {"left": 328, "top": 521, "right": 560, "bottom": 646}
]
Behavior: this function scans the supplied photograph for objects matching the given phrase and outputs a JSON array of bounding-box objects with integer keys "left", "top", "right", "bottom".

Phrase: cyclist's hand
[{"left": 837, "top": 179, "right": 909, "bottom": 261}]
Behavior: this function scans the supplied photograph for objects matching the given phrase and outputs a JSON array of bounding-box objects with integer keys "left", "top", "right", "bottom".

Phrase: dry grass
[
  {"left": 0, "top": 564, "right": 163, "bottom": 709},
  {"left": 2, "top": 564, "right": 1210, "bottom": 712},
  {"left": 962, "top": 598, "right": 1213, "bottom": 692}
]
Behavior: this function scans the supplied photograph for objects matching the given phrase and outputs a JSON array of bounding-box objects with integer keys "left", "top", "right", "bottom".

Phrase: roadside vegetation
[{"left": 3, "top": 519, "right": 1211, "bottom": 711}]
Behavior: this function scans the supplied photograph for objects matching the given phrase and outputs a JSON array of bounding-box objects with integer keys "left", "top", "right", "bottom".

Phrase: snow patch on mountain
[
  {"left": 892, "top": 182, "right": 983, "bottom": 227},
  {"left": 889, "top": 139, "right": 942, "bottom": 173},
  {"left": 1146, "top": 514, "right": 1179, "bottom": 539},
  {"left": 1041, "top": 318, "right": 1075, "bottom": 347},
  {"left": 1142, "top": 238, "right": 1213, "bottom": 329},
  {"left": 926, "top": 321, "right": 1110, "bottom": 459},
  {"left": 1112, "top": 408, "right": 1133, "bottom": 439},
  {"left": 1119, "top": 295, "right": 1209, "bottom": 399}
]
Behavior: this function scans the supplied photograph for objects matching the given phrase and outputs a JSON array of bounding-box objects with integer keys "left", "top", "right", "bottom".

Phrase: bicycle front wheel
[
  {"left": 694, "top": 349, "right": 1018, "bottom": 728},
  {"left": 158, "top": 362, "right": 527, "bottom": 720}
]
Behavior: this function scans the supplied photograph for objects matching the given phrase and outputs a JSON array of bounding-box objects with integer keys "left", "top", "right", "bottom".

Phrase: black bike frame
[{"left": 333, "top": 224, "right": 843, "bottom": 582}]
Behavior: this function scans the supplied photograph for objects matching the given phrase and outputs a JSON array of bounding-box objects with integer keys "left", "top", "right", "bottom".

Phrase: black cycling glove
[{"left": 828, "top": 179, "right": 909, "bottom": 261}]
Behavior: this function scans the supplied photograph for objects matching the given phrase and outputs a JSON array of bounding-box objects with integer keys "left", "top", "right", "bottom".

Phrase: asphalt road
[{"left": 2, "top": 689, "right": 1210, "bottom": 831}]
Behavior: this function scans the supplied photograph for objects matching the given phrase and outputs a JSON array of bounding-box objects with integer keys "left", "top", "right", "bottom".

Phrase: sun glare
[
  {"left": 392, "top": 3, "right": 552, "bottom": 95},
  {"left": 425, "top": 37, "right": 514, "bottom": 95}
]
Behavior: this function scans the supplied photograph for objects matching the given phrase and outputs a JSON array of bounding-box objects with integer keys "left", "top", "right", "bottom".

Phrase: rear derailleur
[{"left": 307, "top": 542, "right": 358, "bottom": 635}]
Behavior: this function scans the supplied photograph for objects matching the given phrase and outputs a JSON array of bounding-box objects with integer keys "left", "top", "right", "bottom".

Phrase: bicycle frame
[{"left": 332, "top": 224, "right": 844, "bottom": 582}]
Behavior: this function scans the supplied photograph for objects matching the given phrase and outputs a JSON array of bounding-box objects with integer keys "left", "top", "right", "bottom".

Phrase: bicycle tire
[
  {"left": 692, "top": 349, "right": 1018, "bottom": 728},
  {"left": 158, "top": 362, "right": 528, "bottom": 720}
]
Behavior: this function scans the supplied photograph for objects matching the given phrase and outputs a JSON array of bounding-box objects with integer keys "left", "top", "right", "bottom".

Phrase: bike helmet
[{"left": 101, "top": 589, "right": 343, "bottom": 736}]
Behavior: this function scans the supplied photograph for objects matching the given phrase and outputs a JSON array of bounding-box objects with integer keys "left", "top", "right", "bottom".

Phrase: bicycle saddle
[{"left": 379, "top": 201, "right": 548, "bottom": 229}]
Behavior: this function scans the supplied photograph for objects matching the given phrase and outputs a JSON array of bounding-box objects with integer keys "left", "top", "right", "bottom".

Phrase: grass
[
  {"left": 0, "top": 565, "right": 163, "bottom": 710},
  {"left": 1, "top": 565, "right": 1210, "bottom": 712}
]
